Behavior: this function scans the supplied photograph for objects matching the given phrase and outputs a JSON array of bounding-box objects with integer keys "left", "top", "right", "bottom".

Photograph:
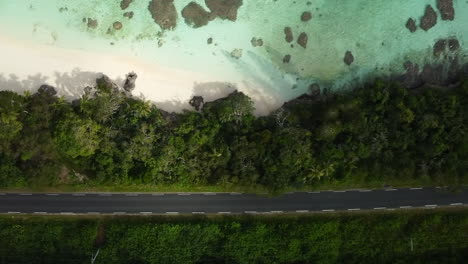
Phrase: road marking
[
  {"left": 177, "top": 193, "right": 191, "bottom": 196},
  {"left": 386, "top": 208, "right": 395, "bottom": 211},
  {"left": 333, "top": 190, "right": 346, "bottom": 193},
  {"left": 410, "top": 187, "right": 423, "bottom": 190},
  {"left": 0, "top": 193, "right": 5, "bottom": 195},
  {"left": 308, "top": 191, "right": 320, "bottom": 194},
  {"left": 348, "top": 208, "right": 360, "bottom": 211},
  {"left": 435, "top": 186, "right": 441, "bottom": 189},
  {"left": 20, "top": 193, "right": 32, "bottom": 196},
  {"left": 425, "top": 204, "right": 437, "bottom": 207},
  {"left": 322, "top": 209, "right": 335, "bottom": 212},
  {"left": 7, "top": 212, "right": 20, "bottom": 214},
  {"left": 87, "top": 212, "right": 100, "bottom": 214},
  {"left": 99, "top": 194, "right": 111, "bottom": 196},
  {"left": 296, "top": 210, "right": 309, "bottom": 213},
  {"left": 230, "top": 192, "right": 242, "bottom": 195},
  {"left": 245, "top": 211, "right": 257, "bottom": 214},
  {"left": 400, "top": 206, "right": 412, "bottom": 209},
  {"left": 113, "top": 212, "right": 126, "bottom": 215},
  {"left": 218, "top": 212, "right": 231, "bottom": 214},
  {"left": 140, "top": 212, "right": 152, "bottom": 214},
  {"left": 152, "top": 193, "right": 164, "bottom": 196},
  {"left": 359, "top": 190, "right": 372, "bottom": 192},
  {"left": 125, "top": 194, "right": 138, "bottom": 196},
  {"left": 46, "top": 194, "right": 59, "bottom": 196},
  {"left": 203, "top": 193, "right": 216, "bottom": 195},
  {"left": 60, "top": 212, "right": 75, "bottom": 215},
  {"left": 385, "top": 189, "right": 397, "bottom": 191},
  {"left": 374, "top": 207, "right": 386, "bottom": 210},
  {"left": 270, "top": 211, "right": 283, "bottom": 213},
  {"left": 72, "top": 193, "right": 86, "bottom": 196},
  {"left": 450, "top": 203, "right": 463, "bottom": 206},
  {"left": 192, "top": 212, "right": 205, "bottom": 214},
  {"left": 165, "top": 212, "right": 179, "bottom": 214},
  {"left": 33, "top": 212, "right": 47, "bottom": 214}
]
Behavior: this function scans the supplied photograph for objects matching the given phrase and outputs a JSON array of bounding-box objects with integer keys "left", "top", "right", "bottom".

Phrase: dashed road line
[
  {"left": 308, "top": 191, "right": 320, "bottom": 194},
  {"left": 359, "top": 190, "right": 372, "bottom": 192},
  {"left": 7, "top": 212, "right": 20, "bottom": 214},
  {"left": 140, "top": 212, "right": 152, "bottom": 214},
  {"left": 400, "top": 206, "right": 412, "bottom": 209},
  {"left": 333, "top": 190, "right": 346, "bottom": 193},
  {"left": 218, "top": 212, "right": 231, "bottom": 214},
  {"left": 374, "top": 207, "right": 386, "bottom": 210},
  {"left": 385, "top": 189, "right": 397, "bottom": 191},
  {"left": 165, "top": 212, "right": 179, "bottom": 214},
  {"left": 177, "top": 193, "right": 191, "bottom": 196},
  {"left": 322, "top": 209, "right": 335, "bottom": 212},
  {"left": 33, "top": 212, "right": 47, "bottom": 214},
  {"left": 99, "top": 194, "right": 112, "bottom": 196},
  {"left": 87, "top": 212, "right": 100, "bottom": 214},
  {"left": 60, "top": 212, "right": 75, "bottom": 215},
  {"left": 192, "top": 212, "right": 205, "bottom": 214},
  {"left": 46, "top": 194, "right": 59, "bottom": 196},
  {"left": 19, "top": 193, "right": 32, "bottom": 196},
  {"left": 229, "top": 193, "right": 242, "bottom": 195},
  {"left": 425, "top": 204, "right": 437, "bottom": 207},
  {"left": 270, "top": 211, "right": 283, "bottom": 213},
  {"left": 0, "top": 193, "right": 5, "bottom": 195},
  {"left": 296, "top": 210, "right": 309, "bottom": 213},
  {"left": 450, "top": 203, "right": 463, "bottom": 206},
  {"left": 348, "top": 208, "right": 360, "bottom": 211},
  {"left": 113, "top": 212, "right": 126, "bottom": 215},
  {"left": 410, "top": 187, "right": 423, "bottom": 190},
  {"left": 152, "top": 193, "right": 164, "bottom": 196},
  {"left": 245, "top": 211, "right": 258, "bottom": 214},
  {"left": 203, "top": 193, "right": 216, "bottom": 196},
  {"left": 72, "top": 193, "right": 86, "bottom": 196},
  {"left": 125, "top": 194, "right": 139, "bottom": 196}
]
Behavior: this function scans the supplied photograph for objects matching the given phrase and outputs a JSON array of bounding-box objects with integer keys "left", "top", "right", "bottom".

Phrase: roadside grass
[{"left": 1, "top": 208, "right": 467, "bottom": 263}]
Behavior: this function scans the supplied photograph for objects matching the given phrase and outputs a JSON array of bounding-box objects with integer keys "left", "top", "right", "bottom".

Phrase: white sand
[{"left": 0, "top": 33, "right": 281, "bottom": 115}]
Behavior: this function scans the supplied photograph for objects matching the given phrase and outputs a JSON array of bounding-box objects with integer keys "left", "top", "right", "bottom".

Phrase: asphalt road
[{"left": 0, "top": 187, "right": 467, "bottom": 215}]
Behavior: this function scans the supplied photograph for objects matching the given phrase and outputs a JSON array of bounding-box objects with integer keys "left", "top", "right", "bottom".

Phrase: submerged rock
[
  {"left": 230, "top": 49, "right": 243, "bottom": 59},
  {"left": 205, "top": 0, "right": 243, "bottom": 21},
  {"left": 120, "top": 0, "right": 133, "bottom": 10},
  {"left": 113, "top": 21, "right": 123, "bottom": 30},
  {"left": 448, "top": 38, "right": 460, "bottom": 51},
  {"left": 123, "top": 72, "right": 138, "bottom": 93},
  {"left": 436, "top": 0, "right": 455, "bottom": 21},
  {"left": 297, "top": 32, "right": 308, "bottom": 48},
  {"left": 433, "top": 39, "right": 447, "bottom": 57},
  {"left": 148, "top": 0, "right": 178, "bottom": 30},
  {"left": 251, "top": 37, "right": 264, "bottom": 47},
  {"left": 283, "top": 54, "right": 291, "bottom": 63},
  {"left": 301, "top": 11, "right": 312, "bottom": 22},
  {"left": 123, "top": 12, "right": 134, "bottom": 19},
  {"left": 343, "top": 51, "right": 354, "bottom": 66},
  {"left": 420, "top": 5, "right": 437, "bottom": 31},
  {"left": 87, "top": 18, "right": 98, "bottom": 29},
  {"left": 182, "top": 2, "right": 213, "bottom": 28},
  {"left": 207, "top": 37, "right": 213, "bottom": 44},
  {"left": 405, "top": 18, "right": 417, "bottom": 33},
  {"left": 400, "top": 61, "right": 422, "bottom": 88},
  {"left": 284, "top": 27, "right": 294, "bottom": 43}
]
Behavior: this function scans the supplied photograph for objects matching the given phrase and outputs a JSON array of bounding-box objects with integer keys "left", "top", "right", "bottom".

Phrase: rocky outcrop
[
  {"left": 433, "top": 39, "right": 447, "bottom": 57},
  {"left": 189, "top": 96, "right": 205, "bottom": 111},
  {"left": 182, "top": 2, "right": 213, "bottom": 28},
  {"left": 343, "top": 51, "right": 354, "bottom": 66},
  {"left": 284, "top": 27, "right": 294, "bottom": 43},
  {"left": 120, "top": 0, "right": 133, "bottom": 10},
  {"left": 96, "top": 75, "right": 120, "bottom": 92},
  {"left": 148, "top": 0, "right": 178, "bottom": 30},
  {"left": 230, "top": 49, "right": 243, "bottom": 59},
  {"left": 436, "top": 0, "right": 455, "bottom": 21},
  {"left": 405, "top": 18, "right": 417, "bottom": 33},
  {"left": 301, "top": 11, "right": 312, "bottom": 22},
  {"left": 205, "top": 0, "right": 243, "bottom": 21},
  {"left": 123, "top": 12, "right": 134, "bottom": 19},
  {"left": 283, "top": 55, "right": 291, "bottom": 63},
  {"left": 123, "top": 72, "right": 138, "bottom": 93},
  {"left": 87, "top": 18, "right": 98, "bottom": 29},
  {"left": 251, "top": 37, "right": 264, "bottom": 47},
  {"left": 113, "top": 21, "right": 123, "bottom": 30},
  {"left": 297, "top": 32, "right": 308, "bottom": 48},
  {"left": 38, "top": 84, "right": 57, "bottom": 97},
  {"left": 420, "top": 5, "right": 437, "bottom": 31}
]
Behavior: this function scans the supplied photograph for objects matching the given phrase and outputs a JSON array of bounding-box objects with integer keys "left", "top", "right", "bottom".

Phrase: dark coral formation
[
  {"left": 284, "top": 27, "right": 293, "bottom": 43},
  {"left": 148, "top": 0, "right": 178, "bottom": 30},
  {"left": 283, "top": 55, "right": 291, "bottom": 63},
  {"left": 87, "top": 18, "right": 98, "bottom": 29},
  {"left": 113, "top": 21, "right": 123, "bottom": 30},
  {"left": 343, "top": 51, "right": 354, "bottom": 66},
  {"left": 400, "top": 61, "right": 422, "bottom": 89},
  {"left": 123, "top": 12, "right": 134, "bottom": 19},
  {"left": 207, "top": 37, "right": 213, "bottom": 44},
  {"left": 297, "top": 32, "right": 308, "bottom": 48},
  {"left": 436, "top": 0, "right": 455, "bottom": 21},
  {"left": 182, "top": 2, "right": 212, "bottom": 28},
  {"left": 120, "top": 0, "right": 133, "bottom": 10},
  {"left": 448, "top": 38, "right": 460, "bottom": 51},
  {"left": 301, "top": 11, "right": 312, "bottom": 22},
  {"left": 405, "top": 18, "right": 417, "bottom": 33},
  {"left": 205, "top": 0, "right": 243, "bottom": 21},
  {"left": 251, "top": 37, "right": 264, "bottom": 47},
  {"left": 433, "top": 39, "right": 447, "bottom": 57},
  {"left": 420, "top": 5, "right": 437, "bottom": 31},
  {"left": 230, "top": 49, "right": 242, "bottom": 59}
]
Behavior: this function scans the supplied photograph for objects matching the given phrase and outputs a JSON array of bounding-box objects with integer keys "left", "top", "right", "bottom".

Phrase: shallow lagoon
[{"left": 0, "top": 0, "right": 466, "bottom": 114}]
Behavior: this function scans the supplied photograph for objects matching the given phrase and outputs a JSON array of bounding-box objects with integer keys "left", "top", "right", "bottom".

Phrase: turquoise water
[{"left": 0, "top": 0, "right": 467, "bottom": 111}]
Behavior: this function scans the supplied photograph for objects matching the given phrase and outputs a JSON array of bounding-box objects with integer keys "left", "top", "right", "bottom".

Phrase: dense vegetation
[
  {"left": 1, "top": 210, "right": 467, "bottom": 263},
  {"left": 1, "top": 77, "right": 468, "bottom": 192}
]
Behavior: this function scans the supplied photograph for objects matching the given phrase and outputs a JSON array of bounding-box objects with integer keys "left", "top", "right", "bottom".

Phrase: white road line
[
  {"left": 410, "top": 187, "right": 423, "bottom": 190},
  {"left": 72, "top": 193, "right": 86, "bottom": 196},
  {"left": 218, "top": 212, "right": 231, "bottom": 214},
  {"left": 308, "top": 191, "right": 320, "bottom": 194},
  {"left": 46, "top": 194, "right": 59, "bottom": 196},
  {"left": 385, "top": 189, "right": 397, "bottom": 191},
  {"left": 348, "top": 208, "right": 360, "bottom": 211},
  {"left": 203, "top": 193, "right": 216, "bottom": 196},
  {"left": 450, "top": 203, "right": 463, "bottom": 206},
  {"left": 152, "top": 193, "right": 164, "bottom": 196},
  {"left": 386, "top": 208, "right": 395, "bottom": 211},
  {"left": 165, "top": 212, "right": 179, "bottom": 214},
  {"left": 296, "top": 210, "right": 309, "bottom": 213},
  {"left": 99, "top": 194, "right": 112, "bottom": 196},
  {"left": 333, "top": 190, "right": 346, "bottom": 193},
  {"left": 33, "top": 212, "right": 47, "bottom": 214},
  {"left": 230, "top": 193, "right": 242, "bottom": 195},
  {"left": 425, "top": 204, "right": 437, "bottom": 207},
  {"left": 374, "top": 207, "right": 386, "bottom": 210},
  {"left": 113, "top": 212, "right": 126, "bottom": 214},
  {"left": 245, "top": 211, "right": 258, "bottom": 214},
  {"left": 140, "top": 212, "right": 153, "bottom": 214},
  {"left": 60, "top": 212, "right": 75, "bottom": 215},
  {"left": 435, "top": 186, "right": 441, "bottom": 189},
  {"left": 322, "top": 209, "right": 335, "bottom": 212},
  {"left": 400, "top": 206, "right": 412, "bottom": 209},
  {"left": 192, "top": 212, "right": 205, "bottom": 214},
  {"left": 125, "top": 194, "right": 138, "bottom": 196},
  {"left": 359, "top": 190, "right": 372, "bottom": 192},
  {"left": 7, "top": 212, "right": 20, "bottom": 214},
  {"left": 177, "top": 193, "right": 191, "bottom": 196},
  {"left": 20, "top": 193, "right": 32, "bottom": 196},
  {"left": 87, "top": 212, "right": 100, "bottom": 214},
  {"left": 270, "top": 211, "right": 283, "bottom": 213}
]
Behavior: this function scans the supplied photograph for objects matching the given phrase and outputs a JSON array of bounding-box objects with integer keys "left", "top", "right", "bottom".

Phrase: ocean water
[{"left": 0, "top": 0, "right": 467, "bottom": 113}]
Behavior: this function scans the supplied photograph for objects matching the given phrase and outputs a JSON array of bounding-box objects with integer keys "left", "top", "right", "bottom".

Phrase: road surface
[{"left": 0, "top": 187, "right": 467, "bottom": 215}]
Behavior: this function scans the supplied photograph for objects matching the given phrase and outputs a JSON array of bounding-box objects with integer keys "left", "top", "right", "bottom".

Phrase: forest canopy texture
[{"left": 1, "top": 77, "right": 468, "bottom": 192}]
